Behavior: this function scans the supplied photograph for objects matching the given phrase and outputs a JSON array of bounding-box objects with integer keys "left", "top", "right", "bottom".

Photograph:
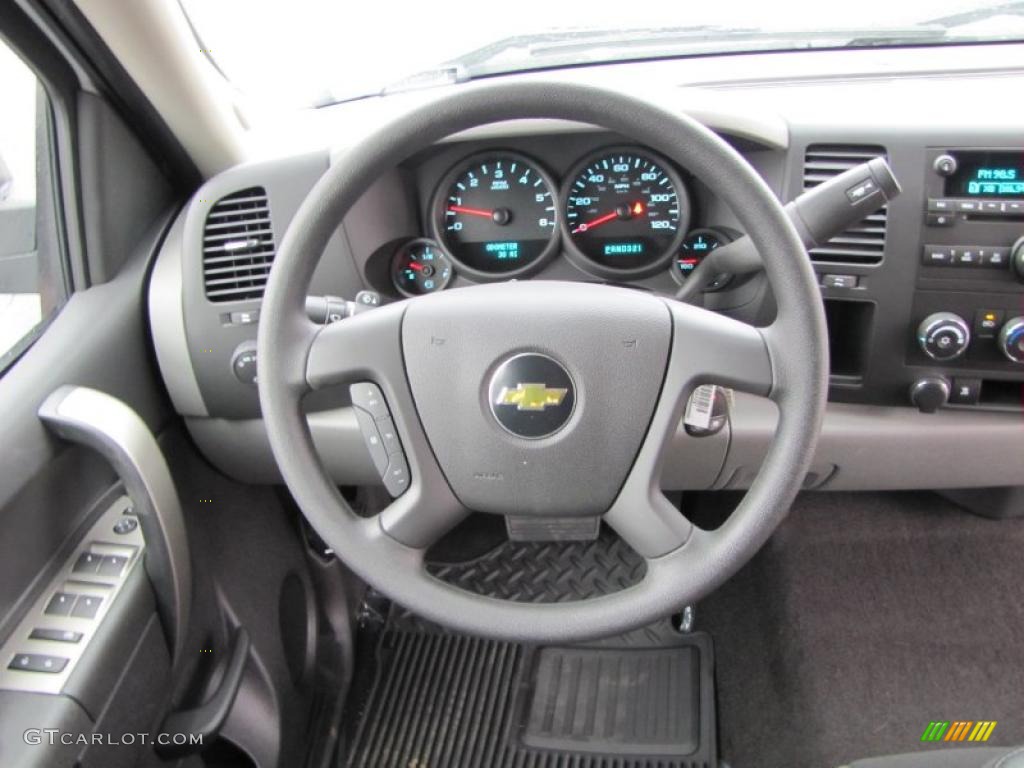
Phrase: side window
[{"left": 0, "top": 40, "right": 63, "bottom": 366}]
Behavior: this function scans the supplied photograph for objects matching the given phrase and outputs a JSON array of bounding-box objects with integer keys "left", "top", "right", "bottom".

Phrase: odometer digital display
[
  {"left": 433, "top": 152, "right": 559, "bottom": 278},
  {"left": 562, "top": 148, "right": 689, "bottom": 275}
]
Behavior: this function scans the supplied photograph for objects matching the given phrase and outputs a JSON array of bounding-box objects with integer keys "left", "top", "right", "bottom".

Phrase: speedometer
[
  {"left": 432, "top": 152, "right": 559, "bottom": 279},
  {"left": 562, "top": 148, "right": 690, "bottom": 276}
]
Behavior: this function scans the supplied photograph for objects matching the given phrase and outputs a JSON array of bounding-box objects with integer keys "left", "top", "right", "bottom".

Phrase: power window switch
[
  {"left": 8, "top": 653, "right": 68, "bottom": 673},
  {"left": 70, "top": 595, "right": 103, "bottom": 620},
  {"left": 44, "top": 593, "right": 77, "bottom": 617},
  {"left": 72, "top": 551, "right": 103, "bottom": 574},
  {"left": 29, "top": 628, "right": 83, "bottom": 644},
  {"left": 97, "top": 555, "right": 129, "bottom": 578}
]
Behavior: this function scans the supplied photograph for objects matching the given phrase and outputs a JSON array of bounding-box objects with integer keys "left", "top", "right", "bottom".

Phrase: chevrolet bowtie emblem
[{"left": 495, "top": 383, "right": 568, "bottom": 412}]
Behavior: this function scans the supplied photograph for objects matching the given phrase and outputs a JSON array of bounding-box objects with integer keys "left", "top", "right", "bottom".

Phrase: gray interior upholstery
[{"left": 845, "top": 746, "right": 1022, "bottom": 768}]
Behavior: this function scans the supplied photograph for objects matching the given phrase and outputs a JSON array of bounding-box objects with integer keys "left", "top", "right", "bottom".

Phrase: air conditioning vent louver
[
  {"left": 803, "top": 144, "right": 888, "bottom": 265},
  {"left": 202, "top": 187, "right": 275, "bottom": 302}
]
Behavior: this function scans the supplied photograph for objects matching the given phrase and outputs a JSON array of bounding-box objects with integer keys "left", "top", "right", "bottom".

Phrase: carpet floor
[{"left": 699, "top": 491, "right": 1024, "bottom": 768}]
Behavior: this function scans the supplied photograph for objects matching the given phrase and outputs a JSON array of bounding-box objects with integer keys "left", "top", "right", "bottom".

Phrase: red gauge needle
[
  {"left": 572, "top": 202, "right": 644, "bottom": 234},
  {"left": 448, "top": 205, "right": 493, "bottom": 218},
  {"left": 572, "top": 211, "right": 617, "bottom": 234},
  {"left": 407, "top": 262, "right": 424, "bottom": 271}
]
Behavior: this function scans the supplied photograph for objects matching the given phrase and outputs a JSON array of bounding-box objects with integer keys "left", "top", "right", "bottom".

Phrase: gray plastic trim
[
  {"left": 148, "top": 212, "right": 208, "bottom": 416},
  {"left": 720, "top": 392, "right": 1024, "bottom": 491},
  {"left": 37, "top": 387, "right": 190, "bottom": 667}
]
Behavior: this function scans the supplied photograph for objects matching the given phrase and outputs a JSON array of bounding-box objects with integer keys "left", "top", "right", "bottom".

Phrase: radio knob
[
  {"left": 933, "top": 154, "right": 958, "bottom": 177},
  {"left": 917, "top": 312, "right": 970, "bottom": 361},
  {"left": 998, "top": 316, "right": 1024, "bottom": 363},
  {"left": 1011, "top": 237, "right": 1024, "bottom": 281}
]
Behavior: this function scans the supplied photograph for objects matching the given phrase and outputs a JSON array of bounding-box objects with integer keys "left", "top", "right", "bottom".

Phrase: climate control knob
[
  {"left": 1011, "top": 237, "right": 1024, "bottom": 282},
  {"left": 917, "top": 312, "right": 970, "bottom": 361},
  {"left": 998, "top": 316, "right": 1024, "bottom": 363}
]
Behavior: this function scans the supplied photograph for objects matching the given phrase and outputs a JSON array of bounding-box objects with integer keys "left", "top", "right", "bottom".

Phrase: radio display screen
[{"left": 947, "top": 151, "right": 1024, "bottom": 197}]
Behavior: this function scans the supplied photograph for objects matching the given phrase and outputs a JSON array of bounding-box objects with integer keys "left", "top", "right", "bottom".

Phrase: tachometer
[
  {"left": 562, "top": 148, "right": 690, "bottom": 276},
  {"left": 432, "top": 152, "right": 559, "bottom": 279},
  {"left": 392, "top": 239, "right": 452, "bottom": 297}
]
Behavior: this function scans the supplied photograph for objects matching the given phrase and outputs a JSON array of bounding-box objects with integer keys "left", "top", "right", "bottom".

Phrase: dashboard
[{"left": 147, "top": 45, "right": 1024, "bottom": 495}]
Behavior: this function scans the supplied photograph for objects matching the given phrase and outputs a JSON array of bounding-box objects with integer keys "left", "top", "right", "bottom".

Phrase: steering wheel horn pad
[
  {"left": 258, "top": 81, "right": 828, "bottom": 642},
  {"left": 402, "top": 281, "right": 670, "bottom": 518}
]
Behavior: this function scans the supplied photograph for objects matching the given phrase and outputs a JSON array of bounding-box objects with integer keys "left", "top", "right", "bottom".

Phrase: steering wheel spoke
[
  {"left": 305, "top": 303, "right": 471, "bottom": 549},
  {"left": 604, "top": 301, "right": 774, "bottom": 559},
  {"left": 666, "top": 300, "right": 775, "bottom": 398}
]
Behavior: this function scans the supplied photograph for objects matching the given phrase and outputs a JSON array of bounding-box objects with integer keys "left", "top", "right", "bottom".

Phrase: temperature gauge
[
  {"left": 392, "top": 239, "right": 453, "bottom": 297},
  {"left": 673, "top": 228, "right": 733, "bottom": 292}
]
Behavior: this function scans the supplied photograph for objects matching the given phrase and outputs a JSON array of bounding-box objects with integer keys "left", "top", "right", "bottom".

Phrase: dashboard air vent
[
  {"left": 202, "top": 187, "right": 275, "bottom": 302},
  {"left": 803, "top": 144, "right": 888, "bottom": 265}
]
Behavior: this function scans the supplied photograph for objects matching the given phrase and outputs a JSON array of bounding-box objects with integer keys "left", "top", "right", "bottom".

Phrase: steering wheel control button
[
  {"left": 353, "top": 406, "right": 389, "bottom": 474},
  {"left": 917, "top": 312, "right": 970, "bottom": 361},
  {"left": 376, "top": 418, "right": 403, "bottom": 455},
  {"left": 8, "top": 653, "right": 69, "bottom": 674},
  {"left": 70, "top": 595, "right": 103, "bottom": 620},
  {"left": 350, "top": 382, "right": 410, "bottom": 495},
  {"left": 383, "top": 455, "right": 410, "bottom": 496},
  {"left": 350, "top": 383, "right": 389, "bottom": 419},
  {"left": 29, "top": 628, "right": 83, "bottom": 644},
  {"left": 113, "top": 516, "right": 138, "bottom": 535},
  {"left": 488, "top": 354, "right": 576, "bottom": 439},
  {"left": 44, "top": 592, "right": 76, "bottom": 617}
]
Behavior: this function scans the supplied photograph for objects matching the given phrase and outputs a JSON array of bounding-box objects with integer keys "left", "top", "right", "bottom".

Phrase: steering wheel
[{"left": 258, "top": 81, "right": 827, "bottom": 642}]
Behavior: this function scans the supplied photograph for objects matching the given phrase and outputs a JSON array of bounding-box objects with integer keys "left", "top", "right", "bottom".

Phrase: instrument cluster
[{"left": 390, "top": 146, "right": 736, "bottom": 295}]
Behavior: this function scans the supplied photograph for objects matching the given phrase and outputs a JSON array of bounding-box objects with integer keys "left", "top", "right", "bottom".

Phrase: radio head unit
[{"left": 945, "top": 150, "right": 1024, "bottom": 198}]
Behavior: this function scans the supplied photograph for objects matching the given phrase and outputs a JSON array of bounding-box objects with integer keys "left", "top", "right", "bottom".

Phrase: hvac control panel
[{"left": 907, "top": 149, "right": 1024, "bottom": 411}]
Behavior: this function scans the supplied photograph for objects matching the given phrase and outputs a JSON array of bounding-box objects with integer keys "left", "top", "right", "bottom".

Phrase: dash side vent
[
  {"left": 803, "top": 144, "right": 888, "bottom": 265},
  {"left": 201, "top": 187, "right": 275, "bottom": 302}
]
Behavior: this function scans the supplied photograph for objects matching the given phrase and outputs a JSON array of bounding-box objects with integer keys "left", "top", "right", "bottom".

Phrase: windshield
[{"left": 180, "top": 0, "right": 1024, "bottom": 108}]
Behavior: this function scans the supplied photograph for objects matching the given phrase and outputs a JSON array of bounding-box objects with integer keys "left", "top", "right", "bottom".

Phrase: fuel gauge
[
  {"left": 673, "top": 228, "right": 733, "bottom": 292},
  {"left": 392, "top": 239, "right": 453, "bottom": 297}
]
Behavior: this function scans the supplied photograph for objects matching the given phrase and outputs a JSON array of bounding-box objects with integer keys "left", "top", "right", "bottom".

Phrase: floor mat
[
  {"left": 343, "top": 623, "right": 716, "bottom": 768},
  {"left": 699, "top": 491, "right": 1024, "bottom": 768}
]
